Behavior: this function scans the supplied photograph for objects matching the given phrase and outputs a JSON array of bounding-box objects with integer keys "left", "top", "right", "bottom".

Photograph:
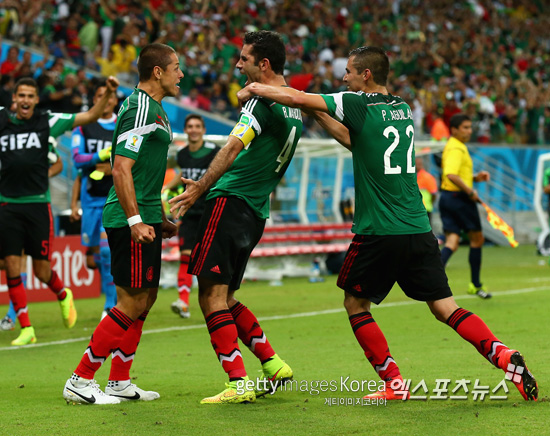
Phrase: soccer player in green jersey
[
  {"left": 63, "top": 43, "right": 182, "bottom": 405},
  {"left": 238, "top": 46, "right": 538, "bottom": 402},
  {"left": 0, "top": 75, "right": 119, "bottom": 346},
  {"left": 170, "top": 31, "right": 300, "bottom": 404},
  {"left": 162, "top": 114, "right": 221, "bottom": 319}
]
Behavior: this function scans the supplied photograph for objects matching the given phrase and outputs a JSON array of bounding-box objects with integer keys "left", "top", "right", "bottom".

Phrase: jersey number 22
[{"left": 383, "top": 125, "right": 415, "bottom": 174}]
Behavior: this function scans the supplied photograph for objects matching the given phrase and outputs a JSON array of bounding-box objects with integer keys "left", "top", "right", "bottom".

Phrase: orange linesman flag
[{"left": 480, "top": 202, "right": 519, "bottom": 248}]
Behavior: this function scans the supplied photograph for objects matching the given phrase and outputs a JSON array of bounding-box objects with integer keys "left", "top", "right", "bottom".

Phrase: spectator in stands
[
  {"left": 180, "top": 88, "right": 200, "bottom": 109},
  {"left": 36, "top": 71, "right": 68, "bottom": 112},
  {"left": 162, "top": 114, "right": 221, "bottom": 319},
  {"left": 111, "top": 34, "right": 138, "bottom": 83},
  {"left": 209, "top": 81, "right": 230, "bottom": 111},
  {"left": 16, "top": 51, "right": 42, "bottom": 79},
  {"left": 0, "top": 46, "right": 21, "bottom": 76},
  {"left": 0, "top": 75, "right": 119, "bottom": 346},
  {"left": 439, "top": 113, "right": 491, "bottom": 299},
  {"left": 169, "top": 30, "right": 298, "bottom": 405},
  {"left": 237, "top": 45, "right": 538, "bottom": 403},
  {"left": 95, "top": 46, "right": 118, "bottom": 78},
  {"left": 57, "top": 73, "right": 83, "bottom": 113},
  {"left": 0, "top": 74, "right": 14, "bottom": 107},
  {"left": 51, "top": 13, "right": 85, "bottom": 66},
  {"left": 98, "top": 0, "right": 116, "bottom": 59},
  {"left": 77, "top": 2, "right": 100, "bottom": 58}
]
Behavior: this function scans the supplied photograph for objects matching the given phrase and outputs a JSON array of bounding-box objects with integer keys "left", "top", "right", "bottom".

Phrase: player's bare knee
[
  {"left": 123, "top": 298, "right": 148, "bottom": 320},
  {"left": 147, "top": 293, "right": 158, "bottom": 308},
  {"left": 428, "top": 298, "right": 458, "bottom": 323},
  {"left": 34, "top": 267, "right": 52, "bottom": 283},
  {"left": 432, "top": 310, "right": 448, "bottom": 323},
  {"left": 343, "top": 292, "right": 369, "bottom": 315}
]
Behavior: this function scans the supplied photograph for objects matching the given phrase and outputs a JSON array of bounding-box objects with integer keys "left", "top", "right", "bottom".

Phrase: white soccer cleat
[
  {"left": 0, "top": 316, "right": 15, "bottom": 331},
  {"left": 63, "top": 375, "right": 120, "bottom": 405},
  {"left": 171, "top": 299, "right": 190, "bottom": 318},
  {"left": 105, "top": 381, "right": 160, "bottom": 401}
]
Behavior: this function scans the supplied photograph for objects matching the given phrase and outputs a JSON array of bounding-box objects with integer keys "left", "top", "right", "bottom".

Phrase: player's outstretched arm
[
  {"left": 48, "top": 156, "right": 63, "bottom": 177},
  {"left": 169, "top": 135, "right": 244, "bottom": 218},
  {"left": 72, "top": 76, "right": 119, "bottom": 128},
  {"left": 310, "top": 110, "right": 351, "bottom": 150},
  {"left": 238, "top": 83, "right": 328, "bottom": 113}
]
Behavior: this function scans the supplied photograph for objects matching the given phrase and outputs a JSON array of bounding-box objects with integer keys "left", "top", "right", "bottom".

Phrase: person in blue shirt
[{"left": 71, "top": 81, "right": 119, "bottom": 318}]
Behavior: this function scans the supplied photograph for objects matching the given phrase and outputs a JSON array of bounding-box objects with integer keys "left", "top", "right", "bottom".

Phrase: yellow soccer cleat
[
  {"left": 255, "top": 354, "right": 293, "bottom": 398},
  {"left": 11, "top": 326, "right": 37, "bottom": 346},
  {"left": 59, "top": 288, "right": 77, "bottom": 328},
  {"left": 200, "top": 378, "right": 256, "bottom": 405},
  {"left": 468, "top": 283, "right": 492, "bottom": 299}
]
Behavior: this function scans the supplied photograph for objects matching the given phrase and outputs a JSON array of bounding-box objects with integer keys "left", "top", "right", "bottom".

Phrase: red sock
[
  {"left": 47, "top": 270, "right": 66, "bottom": 300},
  {"left": 349, "top": 312, "right": 401, "bottom": 381},
  {"left": 177, "top": 254, "right": 192, "bottom": 305},
  {"left": 446, "top": 308, "right": 508, "bottom": 367},
  {"left": 206, "top": 309, "right": 246, "bottom": 380},
  {"left": 230, "top": 302, "right": 275, "bottom": 362},
  {"left": 8, "top": 276, "right": 31, "bottom": 328},
  {"left": 75, "top": 307, "right": 133, "bottom": 379},
  {"left": 109, "top": 310, "right": 148, "bottom": 381}
]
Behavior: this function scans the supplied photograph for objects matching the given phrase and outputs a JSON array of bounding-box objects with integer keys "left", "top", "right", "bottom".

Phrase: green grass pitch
[{"left": 1, "top": 244, "right": 548, "bottom": 435}]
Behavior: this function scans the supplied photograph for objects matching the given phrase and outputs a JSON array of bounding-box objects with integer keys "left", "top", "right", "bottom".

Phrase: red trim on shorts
[
  {"left": 47, "top": 203, "right": 54, "bottom": 261},
  {"left": 193, "top": 197, "right": 226, "bottom": 275},
  {"left": 138, "top": 243, "right": 142, "bottom": 287},
  {"left": 130, "top": 239, "right": 134, "bottom": 288},
  {"left": 131, "top": 239, "right": 142, "bottom": 288},
  {"left": 337, "top": 238, "right": 360, "bottom": 288}
]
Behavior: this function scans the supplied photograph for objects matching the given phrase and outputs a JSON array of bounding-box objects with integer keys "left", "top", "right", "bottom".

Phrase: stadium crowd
[{"left": 1, "top": 0, "right": 549, "bottom": 143}]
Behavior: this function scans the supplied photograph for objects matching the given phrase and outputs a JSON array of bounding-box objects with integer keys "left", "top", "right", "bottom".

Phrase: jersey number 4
[
  {"left": 383, "top": 125, "right": 415, "bottom": 174},
  {"left": 275, "top": 126, "right": 296, "bottom": 173}
]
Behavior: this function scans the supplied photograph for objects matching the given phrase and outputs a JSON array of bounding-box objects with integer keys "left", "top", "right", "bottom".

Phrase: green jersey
[
  {"left": 103, "top": 88, "right": 172, "bottom": 228},
  {"left": 321, "top": 91, "right": 430, "bottom": 235},
  {"left": 207, "top": 96, "right": 303, "bottom": 219},
  {"left": 0, "top": 108, "right": 73, "bottom": 203}
]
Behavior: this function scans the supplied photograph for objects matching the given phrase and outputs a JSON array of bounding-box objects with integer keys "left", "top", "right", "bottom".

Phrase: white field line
[{"left": 0, "top": 285, "right": 547, "bottom": 353}]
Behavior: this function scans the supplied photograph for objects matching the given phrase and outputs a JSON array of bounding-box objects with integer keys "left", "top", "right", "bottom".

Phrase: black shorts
[
  {"left": 0, "top": 202, "right": 53, "bottom": 260},
  {"left": 178, "top": 213, "right": 201, "bottom": 252},
  {"left": 337, "top": 231, "right": 452, "bottom": 304},
  {"left": 106, "top": 223, "right": 162, "bottom": 288},
  {"left": 189, "top": 196, "right": 265, "bottom": 290},
  {"left": 439, "top": 190, "right": 482, "bottom": 234}
]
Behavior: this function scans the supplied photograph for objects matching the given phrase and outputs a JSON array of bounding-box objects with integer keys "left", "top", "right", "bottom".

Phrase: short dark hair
[
  {"left": 14, "top": 77, "right": 39, "bottom": 94},
  {"left": 137, "top": 43, "right": 176, "bottom": 81},
  {"left": 184, "top": 113, "right": 205, "bottom": 128},
  {"left": 92, "top": 79, "right": 108, "bottom": 96},
  {"left": 450, "top": 113, "right": 471, "bottom": 130},
  {"left": 243, "top": 30, "right": 286, "bottom": 75},
  {"left": 348, "top": 46, "right": 389, "bottom": 86}
]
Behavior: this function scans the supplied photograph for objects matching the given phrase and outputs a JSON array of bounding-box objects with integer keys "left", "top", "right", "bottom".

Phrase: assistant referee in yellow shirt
[{"left": 439, "top": 113, "right": 492, "bottom": 299}]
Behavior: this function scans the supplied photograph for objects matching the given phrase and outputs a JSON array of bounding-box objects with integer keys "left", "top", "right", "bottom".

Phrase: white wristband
[{"left": 127, "top": 215, "right": 142, "bottom": 227}]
